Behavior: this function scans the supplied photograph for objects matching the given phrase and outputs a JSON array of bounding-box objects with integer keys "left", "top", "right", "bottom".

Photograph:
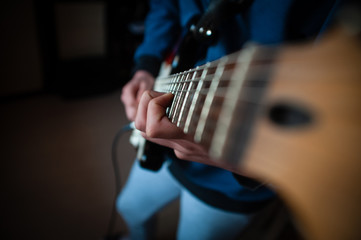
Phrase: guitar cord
[{"left": 105, "top": 122, "right": 135, "bottom": 239}]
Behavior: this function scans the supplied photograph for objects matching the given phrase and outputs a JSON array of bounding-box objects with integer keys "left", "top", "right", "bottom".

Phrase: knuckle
[
  {"left": 144, "top": 90, "right": 152, "bottom": 98},
  {"left": 126, "top": 109, "right": 135, "bottom": 121},
  {"left": 146, "top": 124, "right": 159, "bottom": 138},
  {"left": 120, "top": 93, "right": 127, "bottom": 103},
  {"left": 174, "top": 150, "right": 188, "bottom": 160},
  {"left": 121, "top": 84, "right": 130, "bottom": 94},
  {"left": 139, "top": 90, "right": 151, "bottom": 102},
  {"left": 134, "top": 119, "right": 146, "bottom": 132},
  {"left": 121, "top": 89, "right": 132, "bottom": 103},
  {"left": 148, "top": 98, "right": 158, "bottom": 109}
]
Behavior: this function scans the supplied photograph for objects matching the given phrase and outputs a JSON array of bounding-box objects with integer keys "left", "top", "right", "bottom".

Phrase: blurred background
[{"left": 0, "top": 0, "right": 178, "bottom": 239}]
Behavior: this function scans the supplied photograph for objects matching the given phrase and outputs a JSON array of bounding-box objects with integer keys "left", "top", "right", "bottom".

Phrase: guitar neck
[{"left": 154, "top": 45, "right": 275, "bottom": 158}]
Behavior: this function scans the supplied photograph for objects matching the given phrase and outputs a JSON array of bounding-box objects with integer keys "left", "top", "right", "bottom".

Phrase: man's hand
[
  {"left": 134, "top": 90, "right": 242, "bottom": 173},
  {"left": 121, "top": 70, "right": 155, "bottom": 121}
]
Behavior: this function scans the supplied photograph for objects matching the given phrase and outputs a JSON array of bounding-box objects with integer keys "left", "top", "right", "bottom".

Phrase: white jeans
[{"left": 116, "top": 160, "right": 250, "bottom": 240}]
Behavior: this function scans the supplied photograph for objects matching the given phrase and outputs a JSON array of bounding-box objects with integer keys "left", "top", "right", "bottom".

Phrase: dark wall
[{"left": 0, "top": 0, "right": 148, "bottom": 99}]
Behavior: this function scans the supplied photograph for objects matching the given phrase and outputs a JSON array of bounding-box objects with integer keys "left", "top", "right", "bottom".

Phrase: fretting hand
[{"left": 134, "top": 90, "right": 242, "bottom": 174}]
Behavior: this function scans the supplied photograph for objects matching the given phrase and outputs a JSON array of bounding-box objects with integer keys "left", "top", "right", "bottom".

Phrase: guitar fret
[
  {"left": 194, "top": 58, "right": 227, "bottom": 143},
  {"left": 172, "top": 71, "right": 190, "bottom": 124},
  {"left": 167, "top": 74, "right": 181, "bottom": 119},
  {"left": 167, "top": 75, "right": 174, "bottom": 92},
  {"left": 170, "top": 73, "right": 183, "bottom": 123},
  {"left": 189, "top": 68, "right": 215, "bottom": 131},
  {"left": 209, "top": 46, "right": 257, "bottom": 160},
  {"left": 164, "top": 74, "right": 176, "bottom": 115},
  {"left": 170, "top": 73, "right": 186, "bottom": 123},
  {"left": 183, "top": 64, "right": 210, "bottom": 134},
  {"left": 179, "top": 68, "right": 202, "bottom": 130},
  {"left": 157, "top": 72, "right": 224, "bottom": 90},
  {"left": 177, "top": 69, "right": 197, "bottom": 128}
]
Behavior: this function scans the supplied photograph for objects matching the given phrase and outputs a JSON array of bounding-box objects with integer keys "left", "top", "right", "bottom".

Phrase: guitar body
[{"left": 240, "top": 28, "right": 361, "bottom": 240}]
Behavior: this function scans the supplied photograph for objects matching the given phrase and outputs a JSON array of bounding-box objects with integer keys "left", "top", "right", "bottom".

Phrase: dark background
[
  {"left": 0, "top": 0, "right": 149, "bottom": 99},
  {"left": 0, "top": 1, "right": 179, "bottom": 239}
]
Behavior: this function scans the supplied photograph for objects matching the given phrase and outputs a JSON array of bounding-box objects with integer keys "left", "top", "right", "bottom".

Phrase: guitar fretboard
[{"left": 154, "top": 44, "right": 274, "bottom": 160}]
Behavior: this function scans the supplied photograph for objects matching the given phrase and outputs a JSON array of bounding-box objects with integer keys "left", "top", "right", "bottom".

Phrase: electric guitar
[{"left": 132, "top": 25, "right": 361, "bottom": 240}]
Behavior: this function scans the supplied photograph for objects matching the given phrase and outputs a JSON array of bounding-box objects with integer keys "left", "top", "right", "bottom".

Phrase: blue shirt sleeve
[{"left": 134, "top": 0, "right": 181, "bottom": 62}]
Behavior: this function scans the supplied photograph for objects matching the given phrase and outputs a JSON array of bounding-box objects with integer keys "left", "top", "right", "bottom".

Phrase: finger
[
  {"left": 174, "top": 149, "right": 208, "bottom": 163},
  {"left": 137, "top": 78, "right": 153, "bottom": 101},
  {"left": 135, "top": 90, "right": 164, "bottom": 132},
  {"left": 142, "top": 135, "right": 209, "bottom": 162},
  {"left": 132, "top": 70, "right": 154, "bottom": 102},
  {"left": 145, "top": 93, "right": 186, "bottom": 139},
  {"left": 140, "top": 136, "right": 202, "bottom": 155},
  {"left": 121, "top": 82, "right": 139, "bottom": 120},
  {"left": 121, "top": 81, "right": 137, "bottom": 105}
]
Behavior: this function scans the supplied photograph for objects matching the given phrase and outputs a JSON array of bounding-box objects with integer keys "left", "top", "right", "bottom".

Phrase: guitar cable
[{"left": 105, "top": 122, "right": 135, "bottom": 239}]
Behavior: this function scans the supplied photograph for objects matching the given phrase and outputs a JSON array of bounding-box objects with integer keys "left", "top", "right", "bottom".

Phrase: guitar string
[
  {"left": 154, "top": 63, "right": 327, "bottom": 90},
  {"left": 168, "top": 94, "right": 263, "bottom": 117},
  {"left": 149, "top": 48, "right": 361, "bottom": 157},
  {"left": 161, "top": 63, "right": 270, "bottom": 128},
  {"left": 155, "top": 66, "right": 271, "bottom": 86},
  {"left": 166, "top": 88, "right": 267, "bottom": 135},
  {"left": 154, "top": 47, "right": 305, "bottom": 134},
  {"left": 166, "top": 81, "right": 358, "bottom": 133},
  {"left": 164, "top": 55, "right": 322, "bottom": 130},
  {"left": 165, "top": 86, "right": 264, "bottom": 98}
]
